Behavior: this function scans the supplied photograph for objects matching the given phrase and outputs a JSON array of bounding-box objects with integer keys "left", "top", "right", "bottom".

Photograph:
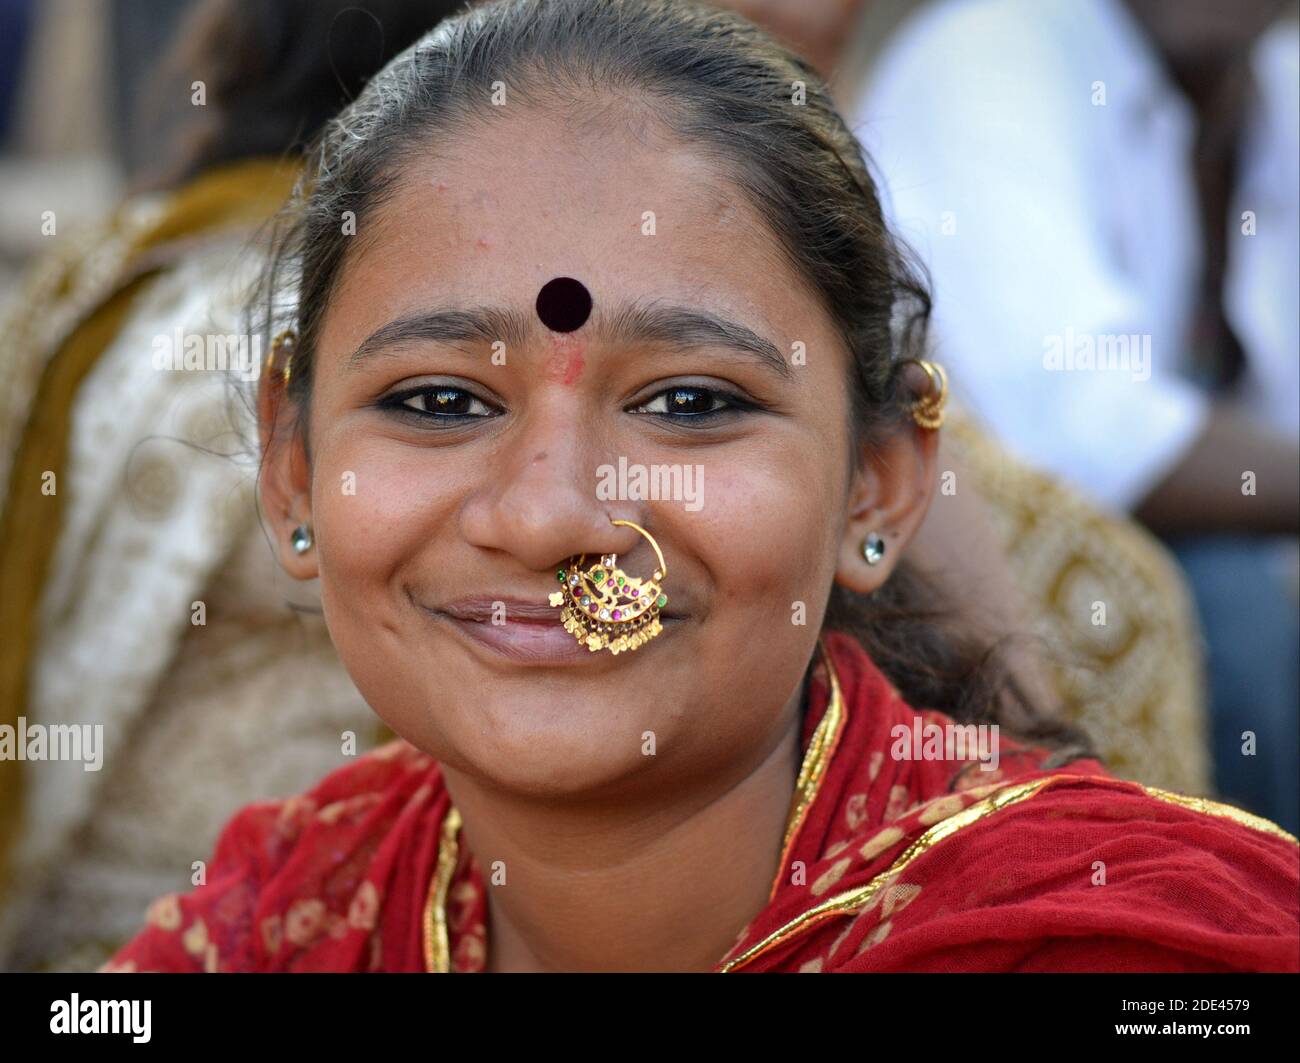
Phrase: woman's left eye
[
  {"left": 383, "top": 386, "right": 495, "bottom": 421},
  {"left": 631, "top": 385, "right": 749, "bottom": 422}
]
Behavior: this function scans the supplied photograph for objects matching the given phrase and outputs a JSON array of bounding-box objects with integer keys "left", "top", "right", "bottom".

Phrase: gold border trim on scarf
[
  {"left": 1138, "top": 783, "right": 1297, "bottom": 845},
  {"left": 421, "top": 635, "right": 846, "bottom": 972},
  {"left": 719, "top": 775, "right": 1060, "bottom": 972},
  {"left": 422, "top": 805, "right": 463, "bottom": 974},
  {"left": 767, "top": 635, "right": 846, "bottom": 904},
  {"left": 718, "top": 772, "right": 1298, "bottom": 973}
]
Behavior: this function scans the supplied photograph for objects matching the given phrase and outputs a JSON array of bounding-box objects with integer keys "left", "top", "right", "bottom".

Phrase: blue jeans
[{"left": 1168, "top": 536, "right": 1299, "bottom": 835}]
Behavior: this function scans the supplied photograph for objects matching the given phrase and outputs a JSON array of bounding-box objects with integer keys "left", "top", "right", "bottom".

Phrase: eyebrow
[
  {"left": 603, "top": 300, "right": 791, "bottom": 379},
  {"left": 347, "top": 298, "right": 791, "bottom": 379},
  {"left": 348, "top": 306, "right": 533, "bottom": 364}
]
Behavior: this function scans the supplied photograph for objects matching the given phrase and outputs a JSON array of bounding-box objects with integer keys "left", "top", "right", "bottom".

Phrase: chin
[
  {"left": 461, "top": 734, "right": 652, "bottom": 798},
  {"left": 440, "top": 691, "right": 663, "bottom": 796}
]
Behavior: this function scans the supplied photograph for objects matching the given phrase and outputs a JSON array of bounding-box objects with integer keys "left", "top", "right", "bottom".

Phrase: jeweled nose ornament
[{"left": 548, "top": 517, "right": 668, "bottom": 655}]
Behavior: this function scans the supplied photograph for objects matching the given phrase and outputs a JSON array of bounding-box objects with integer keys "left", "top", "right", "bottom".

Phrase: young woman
[{"left": 101, "top": 0, "right": 1298, "bottom": 973}]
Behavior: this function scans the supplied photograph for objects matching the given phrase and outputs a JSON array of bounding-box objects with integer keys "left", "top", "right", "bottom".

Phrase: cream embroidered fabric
[
  {"left": 0, "top": 238, "right": 380, "bottom": 972},
  {"left": 945, "top": 410, "right": 1209, "bottom": 797}
]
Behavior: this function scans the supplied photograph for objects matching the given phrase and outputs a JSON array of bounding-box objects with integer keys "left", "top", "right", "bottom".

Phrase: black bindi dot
[{"left": 535, "top": 277, "right": 593, "bottom": 332}]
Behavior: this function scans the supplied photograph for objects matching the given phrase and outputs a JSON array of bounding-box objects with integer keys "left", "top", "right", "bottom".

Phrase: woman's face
[{"left": 263, "top": 102, "right": 934, "bottom": 797}]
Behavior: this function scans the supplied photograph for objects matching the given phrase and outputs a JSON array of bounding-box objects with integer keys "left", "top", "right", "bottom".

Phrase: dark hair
[
  {"left": 254, "top": 0, "right": 1094, "bottom": 761},
  {"left": 132, "top": 0, "right": 469, "bottom": 192}
]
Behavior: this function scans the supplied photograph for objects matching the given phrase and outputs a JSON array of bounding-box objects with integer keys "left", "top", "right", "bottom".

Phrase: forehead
[{"left": 325, "top": 103, "right": 831, "bottom": 351}]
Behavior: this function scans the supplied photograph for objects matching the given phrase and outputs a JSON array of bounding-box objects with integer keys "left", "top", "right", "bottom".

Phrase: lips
[
  {"left": 440, "top": 595, "right": 683, "bottom": 623},
  {"left": 440, "top": 597, "right": 569, "bottom": 623},
  {"left": 420, "top": 592, "right": 684, "bottom": 666}
]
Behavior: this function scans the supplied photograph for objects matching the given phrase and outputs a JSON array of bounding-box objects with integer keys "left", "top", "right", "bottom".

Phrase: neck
[{"left": 440, "top": 685, "right": 808, "bottom": 973}]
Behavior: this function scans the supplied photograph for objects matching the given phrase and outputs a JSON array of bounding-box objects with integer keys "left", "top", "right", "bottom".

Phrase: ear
[
  {"left": 257, "top": 365, "right": 317, "bottom": 580},
  {"left": 835, "top": 391, "right": 940, "bottom": 594}
]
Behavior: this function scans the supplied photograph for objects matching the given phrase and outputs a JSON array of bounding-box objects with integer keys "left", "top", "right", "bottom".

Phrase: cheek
[
  {"left": 308, "top": 432, "right": 463, "bottom": 588},
  {"left": 306, "top": 432, "right": 466, "bottom": 737},
  {"left": 688, "top": 449, "right": 840, "bottom": 615}
]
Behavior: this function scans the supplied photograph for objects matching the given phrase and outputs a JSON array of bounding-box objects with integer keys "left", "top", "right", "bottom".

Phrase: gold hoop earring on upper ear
[
  {"left": 269, "top": 329, "right": 298, "bottom": 386},
  {"left": 548, "top": 516, "right": 669, "bottom": 656},
  {"left": 897, "top": 358, "right": 948, "bottom": 429}
]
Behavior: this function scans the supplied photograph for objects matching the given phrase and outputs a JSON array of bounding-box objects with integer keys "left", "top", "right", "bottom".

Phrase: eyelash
[
  {"left": 382, "top": 386, "right": 495, "bottom": 421},
  {"left": 379, "top": 384, "right": 756, "bottom": 427}
]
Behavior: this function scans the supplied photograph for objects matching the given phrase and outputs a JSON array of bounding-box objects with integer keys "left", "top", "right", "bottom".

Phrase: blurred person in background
[
  {"left": 856, "top": 0, "right": 1300, "bottom": 832},
  {"left": 0, "top": 1, "right": 35, "bottom": 145},
  {"left": 0, "top": 0, "right": 465, "bottom": 972}
]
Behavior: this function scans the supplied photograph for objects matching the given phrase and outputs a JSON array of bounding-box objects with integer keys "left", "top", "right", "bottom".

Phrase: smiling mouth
[{"left": 412, "top": 589, "right": 684, "bottom": 667}]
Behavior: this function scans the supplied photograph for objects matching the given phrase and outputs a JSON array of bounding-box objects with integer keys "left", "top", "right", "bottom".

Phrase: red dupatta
[
  {"left": 717, "top": 633, "right": 1298, "bottom": 972},
  {"left": 102, "top": 632, "right": 1299, "bottom": 973}
]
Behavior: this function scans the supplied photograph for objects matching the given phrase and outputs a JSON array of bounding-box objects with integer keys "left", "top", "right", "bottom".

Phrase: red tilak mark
[
  {"left": 562, "top": 349, "right": 584, "bottom": 385},
  {"left": 542, "top": 336, "right": 585, "bottom": 385}
]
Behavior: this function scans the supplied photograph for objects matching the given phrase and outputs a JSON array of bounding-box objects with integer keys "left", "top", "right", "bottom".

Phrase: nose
[{"left": 458, "top": 398, "right": 644, "bottom": 572}]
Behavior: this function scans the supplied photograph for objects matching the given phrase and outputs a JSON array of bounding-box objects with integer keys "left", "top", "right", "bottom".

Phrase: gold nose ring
[{"left": 548, "top": 517, "right": 669, "bottom": 655}]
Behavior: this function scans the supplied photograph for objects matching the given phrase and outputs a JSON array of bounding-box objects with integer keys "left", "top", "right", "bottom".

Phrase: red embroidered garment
[{"left": 101, "top": 631, "right": 1300, "bottom": 973}]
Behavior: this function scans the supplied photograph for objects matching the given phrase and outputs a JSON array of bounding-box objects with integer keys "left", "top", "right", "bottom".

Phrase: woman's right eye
[{"left": 382, "top": 386, "right": 496, "bottom": 422}]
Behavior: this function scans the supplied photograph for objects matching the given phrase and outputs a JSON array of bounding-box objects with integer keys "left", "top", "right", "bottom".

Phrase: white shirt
[{"left": 852, "top": 0, "right": 1299, "bottom": 512}]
